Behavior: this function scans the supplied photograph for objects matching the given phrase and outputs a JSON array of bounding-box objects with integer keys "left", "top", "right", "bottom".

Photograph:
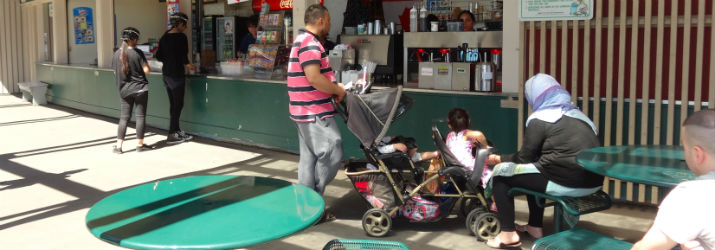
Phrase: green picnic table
[
  {"left": 86, "top": 175, "right": 324, "bottom": 250},
  {"left": 534, "top": 145, "right": 697, "bottom": 250},
  {"left": 576, "top": 145, "right": 697, "bottom": 188}
]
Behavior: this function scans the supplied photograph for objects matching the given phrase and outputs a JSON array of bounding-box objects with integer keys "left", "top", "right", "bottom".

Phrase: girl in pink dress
[{"left": 445, "top": 108, "right": 492, "bottom": 187}]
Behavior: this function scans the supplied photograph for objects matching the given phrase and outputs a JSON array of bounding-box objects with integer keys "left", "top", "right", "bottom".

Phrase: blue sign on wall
[{"left": 73, "top": 7, "right": 95, "bottom": 44}]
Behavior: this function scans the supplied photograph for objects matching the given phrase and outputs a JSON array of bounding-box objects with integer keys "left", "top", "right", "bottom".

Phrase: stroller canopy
[{"left": 344, "top": 86, "right": 413, "bottom": 148}]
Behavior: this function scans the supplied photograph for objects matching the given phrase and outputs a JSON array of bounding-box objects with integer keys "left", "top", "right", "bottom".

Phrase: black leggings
[
  {"left": 162, "top": 76, "right": 185, "bottom": 133},
  {"left": 118, "top": 91, "right": 148, "bottom": 140},
  {"left": 492, "top": 173, "right": 549, "bottom": 232}
]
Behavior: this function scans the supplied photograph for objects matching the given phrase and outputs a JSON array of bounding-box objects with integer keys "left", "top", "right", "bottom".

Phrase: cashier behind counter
[
  {"left": 236, "top": 15, "right": 259, "bottom": 58},
  {"left": 459, "top": 11, "right": 475, "bottom": 31}
]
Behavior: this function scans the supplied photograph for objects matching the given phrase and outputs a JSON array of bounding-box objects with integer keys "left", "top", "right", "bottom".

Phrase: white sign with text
[{"left": 519, "top": 0, "right": 594, "bottom": 21}]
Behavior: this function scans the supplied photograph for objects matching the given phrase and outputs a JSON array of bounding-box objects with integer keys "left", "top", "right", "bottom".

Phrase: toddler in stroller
[
  {"left": 335, "top": 86, "right": 501, "bottom": 240},
  {"left": 375, "top": 135, "right": 439, "bottom": 163}
]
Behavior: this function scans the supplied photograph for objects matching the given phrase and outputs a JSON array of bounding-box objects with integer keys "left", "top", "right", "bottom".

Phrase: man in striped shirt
[{"left": 287, "top": 4, "right": 346, "bottom": 203}]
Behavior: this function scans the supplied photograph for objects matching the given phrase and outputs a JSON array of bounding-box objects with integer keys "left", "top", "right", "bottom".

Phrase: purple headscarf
[{"left": 525, "top": 73, "right": 597, "bottom": 134}]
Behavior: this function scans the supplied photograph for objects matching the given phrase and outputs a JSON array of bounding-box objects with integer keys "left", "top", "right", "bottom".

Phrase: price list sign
[{"left": 519, "top": 0, "right": 594, "bottom": 21}]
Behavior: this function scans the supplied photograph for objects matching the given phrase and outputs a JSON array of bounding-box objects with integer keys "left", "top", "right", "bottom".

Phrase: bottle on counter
[
  {"left": 409, "top": 5, "right": 418, "bottom": 32},
  {"left": 419, "top": 4, "right": 428, "bottom": 32}
]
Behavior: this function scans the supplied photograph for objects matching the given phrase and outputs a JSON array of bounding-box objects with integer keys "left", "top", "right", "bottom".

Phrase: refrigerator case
[
  {"left": 216, "top": 17, "right": 237, "bottom": 62},
  {"left": 201, "top": 16, "right": 216, "bottom": 51}
]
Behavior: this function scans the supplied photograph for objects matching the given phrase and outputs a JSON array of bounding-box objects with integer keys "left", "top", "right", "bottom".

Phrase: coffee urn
[{"left": 474, "top": 51, "right": 496, "bottom": 92}]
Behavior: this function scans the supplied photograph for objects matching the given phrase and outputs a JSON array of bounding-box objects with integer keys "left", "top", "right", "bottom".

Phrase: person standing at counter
[
  {"left": 237, "top": 15, "right": 259, "bottom": 58},
  {"left": 155, "top": 12, "right": 196, "bottom": 144},
  {"left": 287, "top": 4, "right": 346, "bottom": 221},
  {"left": 112, "top": 27, "right": 153, "bottom": 154}
]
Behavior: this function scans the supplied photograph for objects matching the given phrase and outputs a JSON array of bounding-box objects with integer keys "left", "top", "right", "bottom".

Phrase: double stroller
[{"left": 334, "top": 86, "right": 501, "bottom": 240}]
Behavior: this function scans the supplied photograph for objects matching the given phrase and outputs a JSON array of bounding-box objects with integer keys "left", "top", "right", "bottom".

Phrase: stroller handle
[{"left": 331, "top": 96, "right": 348, "bottom": 122}]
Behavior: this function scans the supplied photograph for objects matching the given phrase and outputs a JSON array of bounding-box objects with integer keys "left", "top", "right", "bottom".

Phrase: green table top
[
  {"left": 577, "top": 145, "right": 697, "bottom": 188},
  {"left": 86, "top": 175, "right": 324, "bottom": 250}
]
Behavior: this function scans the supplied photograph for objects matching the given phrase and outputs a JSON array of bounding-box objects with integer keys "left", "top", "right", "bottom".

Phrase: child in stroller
[
  {"left": 444, "top": 108, "right": 497, "bottom": 211},
  {"left": 376, "top": 135, "right": 440, "bottom": 163},
  {"left": 445, "top": 108, "right": 492, "bottom": 182},
  {"left": 335, "top": 86, "right": 501, "bottom": 240}
]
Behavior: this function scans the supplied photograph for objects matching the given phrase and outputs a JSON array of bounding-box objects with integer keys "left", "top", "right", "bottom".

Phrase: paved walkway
[{"left": 0, "top": 94, "right": 657, "bottom": 249}]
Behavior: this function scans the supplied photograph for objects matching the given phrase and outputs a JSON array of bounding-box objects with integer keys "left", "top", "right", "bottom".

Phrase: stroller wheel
[
  {"left": 362, "top": 208, "right": 392, "bottom": 237},
  {"left": 465, "top": 208, "right": 486, "bottom": 235},
  {"left": 471, "top": 212, "right": 500, "bottom": 241}
]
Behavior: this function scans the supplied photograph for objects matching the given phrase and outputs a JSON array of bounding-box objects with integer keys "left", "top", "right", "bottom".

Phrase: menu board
[{"left": 518, "top": 0, "right": 593, "bottom": 21}]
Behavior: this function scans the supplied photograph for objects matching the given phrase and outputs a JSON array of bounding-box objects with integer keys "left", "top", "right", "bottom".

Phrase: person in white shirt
[{"left": 632, "top": 109, "right": 715, "bottom": 250}]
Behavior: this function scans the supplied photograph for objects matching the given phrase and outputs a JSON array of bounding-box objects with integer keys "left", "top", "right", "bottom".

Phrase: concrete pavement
[{"left": 0, "top": 94, "right": 658, "bottom": 249}]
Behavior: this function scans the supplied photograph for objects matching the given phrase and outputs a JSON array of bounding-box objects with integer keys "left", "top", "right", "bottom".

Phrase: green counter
[{"left": 37, "top": 64, "right": 519, "bottom": 158}]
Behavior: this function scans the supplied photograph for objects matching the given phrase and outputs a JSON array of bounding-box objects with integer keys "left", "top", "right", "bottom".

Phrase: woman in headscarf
[{"left": 483, "top": 73, "right": 603, "bottom": 248}]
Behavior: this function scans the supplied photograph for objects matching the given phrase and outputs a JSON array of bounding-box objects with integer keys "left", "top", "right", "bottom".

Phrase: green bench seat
[
  {"left": 322, "top": 239, "right": 410, "bottom": 250},
  {"left": 532, "top": 228, "right": 633, "bottom": 250},
  {"left": 508, "top": 187, "right": 612, "bottom": 232}
]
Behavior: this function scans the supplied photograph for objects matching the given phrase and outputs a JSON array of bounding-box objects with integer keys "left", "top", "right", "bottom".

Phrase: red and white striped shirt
[{"left": 287, "top": 29, "right": 337, "bottom": 122}]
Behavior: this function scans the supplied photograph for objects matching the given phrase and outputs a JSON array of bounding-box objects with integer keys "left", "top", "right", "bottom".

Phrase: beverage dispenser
[{"left": 474, "top": 51, "right": 496, "bottom": 92}]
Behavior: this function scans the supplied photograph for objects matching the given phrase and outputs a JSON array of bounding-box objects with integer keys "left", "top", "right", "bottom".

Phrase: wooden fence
[{"left": 519, "top": 0, "right": 714, "bottom": 204}]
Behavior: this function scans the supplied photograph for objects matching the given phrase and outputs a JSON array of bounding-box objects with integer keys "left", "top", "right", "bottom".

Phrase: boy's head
[
  {"left": 448, "top": 108, "right": 471, "bottom": 132},
  {"left": 680, "top": 109, "right": 715, "bottom": 175}
]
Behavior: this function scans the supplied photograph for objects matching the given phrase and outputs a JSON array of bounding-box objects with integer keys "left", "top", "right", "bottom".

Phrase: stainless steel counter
[{"left": 403, "top": 31, "right": 502, "bottom": 48}]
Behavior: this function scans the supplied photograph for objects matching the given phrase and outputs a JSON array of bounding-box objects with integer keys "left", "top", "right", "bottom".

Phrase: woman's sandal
[
  {"left": 516, "top": 224, "right": 543, "bottom": 239},
  {"left": 485, "top": 236, "right": 522, "bottom": 249}
]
